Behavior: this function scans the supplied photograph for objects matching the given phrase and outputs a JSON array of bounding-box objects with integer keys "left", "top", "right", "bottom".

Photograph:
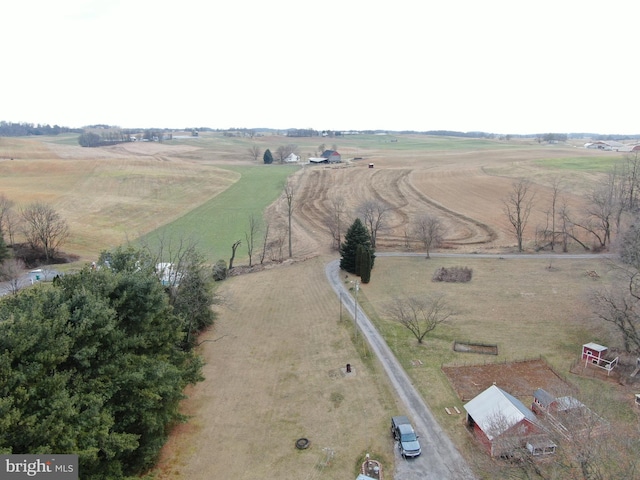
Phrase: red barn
[{"left": 464, "top": 385, "right": 546, "bottom": 457}]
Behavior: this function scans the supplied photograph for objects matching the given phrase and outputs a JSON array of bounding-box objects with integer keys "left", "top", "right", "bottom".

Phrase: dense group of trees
[
  {"left": 0, "top": 121, "right": 80, "bottom": 136},
  {"left": 78, "top": 128, "right": 172, "bottom": 147},
  {"left": 0, "top": 246, "right": 215, "bottom": 478}
]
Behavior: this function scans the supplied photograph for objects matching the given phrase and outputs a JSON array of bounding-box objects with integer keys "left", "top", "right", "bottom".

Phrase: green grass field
[
  {"left": 139, "top": 165, "right": 298, "bottom": 263},
  {"left": 536, "top": 156, "right": 620, "bottom": 172}
]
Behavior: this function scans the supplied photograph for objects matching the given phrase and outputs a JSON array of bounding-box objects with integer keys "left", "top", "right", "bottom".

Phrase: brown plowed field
[
  {"left": 278, "top": 142, "right": 596, "bottom": 256},
  {"left": 288, "top": 164, "right": 500, "bottom": 254},
  {"left": 442, "top": 358, "right": 574, "bottom": 403}
]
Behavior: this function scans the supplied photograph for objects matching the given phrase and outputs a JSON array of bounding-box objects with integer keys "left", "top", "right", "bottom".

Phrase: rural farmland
[{"left": 1, "top": 132, "right": 638, "bottom": 479}]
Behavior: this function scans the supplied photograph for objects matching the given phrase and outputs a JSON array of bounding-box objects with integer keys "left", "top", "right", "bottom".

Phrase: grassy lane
[{"left": 138, "top": 165, "right": 298, "bottom": 263}]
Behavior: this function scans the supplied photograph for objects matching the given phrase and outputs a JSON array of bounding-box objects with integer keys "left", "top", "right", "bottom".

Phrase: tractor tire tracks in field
[{"left": 291, "top": 165, "right": 496, "bottom": 254}]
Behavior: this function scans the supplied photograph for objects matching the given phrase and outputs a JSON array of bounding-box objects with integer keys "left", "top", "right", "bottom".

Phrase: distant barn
[{"left": 321, "top": 150, "right": 342, "bottom": 163}]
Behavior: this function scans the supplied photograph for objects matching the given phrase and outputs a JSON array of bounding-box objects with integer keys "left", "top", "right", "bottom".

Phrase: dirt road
[{"left": 325, "top": 259, "right": 476, "bottom": 480}]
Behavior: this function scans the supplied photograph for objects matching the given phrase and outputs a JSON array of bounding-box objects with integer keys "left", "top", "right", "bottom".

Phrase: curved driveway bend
[{"left": 325, "top": 259, "right": 476, "bottom": 480}]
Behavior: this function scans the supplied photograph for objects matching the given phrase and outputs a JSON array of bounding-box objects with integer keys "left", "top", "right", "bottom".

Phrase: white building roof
[
  {"left": 464, "top": 385, "right": 536, "bottom": 440},
  {"left": 583, "top": 342, "right": 607, "bottom": 351}
]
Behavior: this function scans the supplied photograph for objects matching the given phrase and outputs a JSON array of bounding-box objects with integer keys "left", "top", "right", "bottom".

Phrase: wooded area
[{"left": 0, "top": 248, "right": 212, "bottom": 479}]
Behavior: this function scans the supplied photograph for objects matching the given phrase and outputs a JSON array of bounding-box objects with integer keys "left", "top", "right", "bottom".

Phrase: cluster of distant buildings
[
  {"left": 285, "top": 150, "right": 343, "bottom": 164},
  {"left": 584, "top": 140, "right": 640, "bottom": 152}
]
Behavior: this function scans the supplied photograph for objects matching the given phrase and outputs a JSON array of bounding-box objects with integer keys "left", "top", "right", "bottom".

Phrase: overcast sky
[{"left": 2, "top": 0, "right": 638, "bottom": 134}]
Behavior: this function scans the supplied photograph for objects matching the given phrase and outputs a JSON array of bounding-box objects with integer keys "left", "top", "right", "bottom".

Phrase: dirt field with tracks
[
  {"left": 270, "top": 141, "right": 600, "bottom": 259},
  {"left": 442, "top": 358, "right": 574, "bottom": 403}
]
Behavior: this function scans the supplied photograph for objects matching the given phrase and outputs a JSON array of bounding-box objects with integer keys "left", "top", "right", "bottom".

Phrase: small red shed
[{"left": 582, "top": 342, "right": 607, "bottom": 364}]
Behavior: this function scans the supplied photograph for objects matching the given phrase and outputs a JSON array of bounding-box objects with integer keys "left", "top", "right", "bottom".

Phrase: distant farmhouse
[{"left": 284, "top": 153, "right": 300, "bottom": 163}]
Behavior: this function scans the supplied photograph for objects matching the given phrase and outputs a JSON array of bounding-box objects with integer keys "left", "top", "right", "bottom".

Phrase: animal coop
[{"left": 581, "top": 342, "right": 618, "bottom": 375}]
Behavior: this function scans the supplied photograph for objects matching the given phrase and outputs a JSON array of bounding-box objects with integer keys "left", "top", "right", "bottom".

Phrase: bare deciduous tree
[
  {"left": 229, "top": 240, "right": 241, "bottom": 271},
  {"left": 325, "top": 196, "right": 346, "bottom": 250},
  {"left": 385, "top": 294, "right": 454, "bottom": 344},
  {"left": 573, "top": 173, "right": 624, "bottom": 249},
  {"left": 268, "top": 225, "right": 287, "bottom": 262},
  {"left": 20, "top": 202, "right": 69, "bottom": 262},
  {"left": 0, "top": 193, "right": 15, "bottom": 236},
  {"left": 276, "top": 144, "right": 298, "bottom": 163},
  {"left": 503, "top": 179, "right": 535, "bottom": 252},
  {"left": 557, "top": 199, "right": 577, "bottom": 252},
  {"left": 592, "top": 282, "right": 640, "bottom": 353},
  {"left": 139, "top": 233, "right": 200, "bottom": 294},
  {"left": 537, "top": 177, "right": 564, "bottom": 251},
  {"left": 245, "top": 213, "right": 260, "bottom": 267},
  {"left": 621, "top": 151, "right": 640, "bottom": 211},
  {"left": 0, "top": 258, "right": 25, "bottom": 295},
  {"left": 3, "top": 208, "right": 19, "bottom": 246},
  {"left": 591, "top": 223, "right": 640, "bottom": 353},
  {"left": 358, "top": 199, "right": 392, "bottom": 249},
  {"left": 412, "top": 213, "right": 445, "bottom": 258},
  {"left": 260, "top": 221, "right": 270, "bottom": 265},
  {"left": 247, "top": 145, "right": 261, "bottom": 162},
  {"left": 283, "top": 180, "right": 295, "bottom": 258}
]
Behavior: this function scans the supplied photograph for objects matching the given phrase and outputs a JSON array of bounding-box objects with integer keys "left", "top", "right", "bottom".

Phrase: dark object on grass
[{"left": 295, "top": 438, "right": 310, "bottom": 449}]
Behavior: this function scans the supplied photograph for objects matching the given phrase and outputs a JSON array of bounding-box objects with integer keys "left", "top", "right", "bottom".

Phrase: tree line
[
  {"left": 503, "top": 152, "right": 640, "bottom": 253},
  {"left": 0, "top": 245, "right": 216, "bottom": 478},
  {"left": 0, "top": 121, "right": 81, "bottom": 136}
]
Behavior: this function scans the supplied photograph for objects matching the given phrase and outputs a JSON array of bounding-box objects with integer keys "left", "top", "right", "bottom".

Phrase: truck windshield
[{"left": 401, "top": 432, "right": 417, "bottom": 442}]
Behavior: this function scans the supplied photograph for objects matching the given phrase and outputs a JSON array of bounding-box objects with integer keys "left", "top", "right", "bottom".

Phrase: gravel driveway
[{"left": 325, "top": 259, "right": 476, "bottom": 480}]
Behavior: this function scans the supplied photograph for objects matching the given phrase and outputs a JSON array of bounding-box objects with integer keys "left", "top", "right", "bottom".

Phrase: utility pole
[{"left": 352, "top": 279, "right": 360, "bottom": 338}]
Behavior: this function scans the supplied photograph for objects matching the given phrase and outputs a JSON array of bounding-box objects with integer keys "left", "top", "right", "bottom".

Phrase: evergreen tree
[
  {"left": 0, "top": 260, "right": 204, "bottom": 479},
  {"left": 263, "top": 149, "right": 274, "bottom": 164},
  {"left": 360, "top": 246, "right": 372, "bottom": 283},
  {"left": 340, "top": 218, "right": 374, "bottom": 274},
  {"left": 173, "top": 263, "right": 216, "bottom": 349}
]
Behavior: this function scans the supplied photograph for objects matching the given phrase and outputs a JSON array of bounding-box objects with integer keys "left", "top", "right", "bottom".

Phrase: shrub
[
  {"left": 432, "top": 266, "right": 472, "bottom": 283},
  {"left": 212, "top": 259, "right": 228, "bottom": 281}
]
